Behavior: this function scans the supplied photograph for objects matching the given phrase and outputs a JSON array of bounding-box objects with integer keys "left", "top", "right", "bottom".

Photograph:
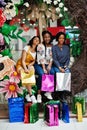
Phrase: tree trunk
[{"left": 65, "top": 0, "right": 87, "bottom": 95}]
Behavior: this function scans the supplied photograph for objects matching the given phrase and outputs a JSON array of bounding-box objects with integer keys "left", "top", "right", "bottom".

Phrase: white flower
[
  {"left": 43, "top": 0, "right": 47, "bottom": 2},
  {"left": 56, "top": 7, "right": 60, "bottom": 13},
  {"left": 59, "top": 2, "right": 64, "bottom": 8},
  {"left": 3, "top": 2, "right": 16, "bottom": 20},
  {"left": 46, "top": 0, "right": 52, "bottom": 4},
  {"left": 53, "top": 0, "right": 58, "bottom": 5},
  {"left": 64, "top": 7, "right": 68, "bottom": 11},
  {"left": 10, "top": 9, "right": 16, "bottom": 17},
  {"left": 24, "top": 2, "right": 29, "bottom": 7},
  {"left": 59, "top": 13, "right": 63, "bottom": 17},
  {"left": 11, "top": 0, "right": 21, "bottom": 5},
  {"left": 57, "top": 0, "right": 61, "bottom": 2}
]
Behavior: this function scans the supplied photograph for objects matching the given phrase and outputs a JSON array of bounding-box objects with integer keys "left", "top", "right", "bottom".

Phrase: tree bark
[{"left": 65, "top": 0, "right": 87, "bottom": 95}]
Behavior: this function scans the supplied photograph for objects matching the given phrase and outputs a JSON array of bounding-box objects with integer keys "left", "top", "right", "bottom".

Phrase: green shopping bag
[
  {"left": 72, "top": 96, "right": 85, "bottom": 115},
  {"left": 29, "top": 103, "right": 39, "bottom": 123}
]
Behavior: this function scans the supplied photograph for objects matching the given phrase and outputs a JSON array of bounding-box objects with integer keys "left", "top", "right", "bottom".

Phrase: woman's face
[
  {"left": 33, "top": 37, "right": 40, "bottom": 46},
  {"left": 58, "top": 34, "right": 65, "bottom": 45},
  {"left": 43, "top": 33, "right": 51, "bottom": 44}
]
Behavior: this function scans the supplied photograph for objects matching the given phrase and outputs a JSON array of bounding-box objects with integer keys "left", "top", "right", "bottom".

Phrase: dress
[{"left": 16, "top": 45, "right": 36, "bottom": 73}]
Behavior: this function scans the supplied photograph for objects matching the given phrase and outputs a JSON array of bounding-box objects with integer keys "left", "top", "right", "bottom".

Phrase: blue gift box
[
  {"left": 62, "top": 102, "right": 70, "bottom": 123},
  {"left": 8, "top": 97, "right": 24, "bottom": 122}
]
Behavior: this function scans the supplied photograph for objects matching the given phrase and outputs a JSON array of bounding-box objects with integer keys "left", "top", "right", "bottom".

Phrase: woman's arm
[
  {"left": 21, "top": 50, "right": 29, "bottom": 73},
  {"left": 52, "top": 46, "right": 61, "bottom": 68},
  {"left": 64, "top": 46, "right": 70, "bottom": 67}
]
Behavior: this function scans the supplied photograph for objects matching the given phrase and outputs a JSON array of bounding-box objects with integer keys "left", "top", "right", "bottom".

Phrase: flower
[
  {"left": 59, "top": 13, "right": 63, "bottom": 18},
  {"left": 57, "top": 0, "right": 61, "bottom": 2},
  {"left": 0, "top": 8, "right": 6, "bottom": 27},
  {"left": 24, "top": 2, "right": 29, "bottom": 7},
  {"left": 11, "top": 0, "right": 21, "bottom": 5},
  {"left": 10, "top": 69, "right": 20, "bottom": 83},
  {"left": 64, "top": 7, "right": 68, "bottom": 11},
  {"left": 59, "top": 2, "right": 64, "bottom": 8},
  {"left": 3, "top": 2, "right": 17, "bottom": 20},
  {"left": 0, "top": 80, "right": 23, "bottom": 99},
  {"left": 53, "top": 0, "right": 58, "bottom": 5},
  {"left": 44, "top": 0, "right": 52, "bottom": 4},
  {"left": 56, "top": 7, "right": 60, "bottom": 13}
]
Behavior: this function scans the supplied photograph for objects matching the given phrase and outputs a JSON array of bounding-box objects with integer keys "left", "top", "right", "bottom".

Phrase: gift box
[
  {"left": 24, "top": 103, "right": 39, "bottom": 123},
  {"left": 54, "top": 105, "right": 59, "bottom": 126},
  {"left": 8, "top": 97, "right": 24, "bottom": 122},
  {"left": 44, "top": 100, "right": 60, "bottom": 119},
  {"left": 24, "top": 103, "right": 32, "bottom": 123},
  {"left": 29, "top": 103, "right": 39, "bottom": 123},
  {"left": 72, "top": 96, "right": 85, "bottom": 115},
  {"left": 44, "top": 101, "right": 59, "bottom": 126},
  {"left": 45, "top": 105, "right": 54, "bottom": 126},
  {"left": 62, "top": 102, "right": 70, "bottom": 123}
]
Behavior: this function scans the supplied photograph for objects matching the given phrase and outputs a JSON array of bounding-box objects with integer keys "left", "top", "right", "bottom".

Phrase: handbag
[
  {"left": 56, "top": 73, "right": 71, "bottom": 91},
  {"left": 41, "top": 74, "right": 54, "bottom": 92},
  {"left": 21, "top": 69, "right": 36, "bottom": 86}
]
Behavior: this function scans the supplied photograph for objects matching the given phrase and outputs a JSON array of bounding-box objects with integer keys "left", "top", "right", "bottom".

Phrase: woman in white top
[
  {"left": 34, "top": 31, "right": 55, "bottom": 103},
  {"left": 16, "top": 36, "right": 40, "bottom": 103}
]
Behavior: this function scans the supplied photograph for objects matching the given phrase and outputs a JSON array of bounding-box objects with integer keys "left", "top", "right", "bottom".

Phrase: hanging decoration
[
  {"left": 9, "top": 0, "right": 69, "bottom": 41},
  {"left": 23, "top": 0, "right": 68, "bottom": 41}
]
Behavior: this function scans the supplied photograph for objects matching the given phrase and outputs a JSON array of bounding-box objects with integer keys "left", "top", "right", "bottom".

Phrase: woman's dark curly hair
[
  {"left": 56, "top": 32, "right": 66, "bottom": 42},
  {"left": 42, "top": 30, "right": 53, "bottom": 44}
]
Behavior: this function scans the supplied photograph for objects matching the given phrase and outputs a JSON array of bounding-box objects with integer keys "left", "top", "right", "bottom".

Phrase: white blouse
[
  {"left": 36, "top": 44, "right": 53, "bottom": 65},
  {"left": 23, "top": 45, "right": 36, "bottom": 59}
]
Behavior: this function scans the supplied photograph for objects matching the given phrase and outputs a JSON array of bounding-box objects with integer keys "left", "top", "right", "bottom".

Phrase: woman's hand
[
  {"left": 47, "top": 65, "right": 51, "bottom": 72},
  {"left": 43, "top": 68, "right": 48, "bottom": 74},
  {"left": 59, "top": 67, "right": 65, "bottom": 73},
  {"left": 24, "top": 69, "right": 29, "bottom": 73}
]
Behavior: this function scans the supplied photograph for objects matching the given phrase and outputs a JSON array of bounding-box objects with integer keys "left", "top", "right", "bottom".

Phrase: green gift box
[
  {"left": 72, "top": 96, "right": 85, "bottom": 115},
  {"left": 29, "top": 103, "right": 39, "bottom": 123}
]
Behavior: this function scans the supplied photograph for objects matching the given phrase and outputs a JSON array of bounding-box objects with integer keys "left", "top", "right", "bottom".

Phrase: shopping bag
[
  {"left": 75, "top": 102, "right": 83, "bottom": 122},
  {"left": 29, "top": 103, "right": 39, "bottom": 123},
  {"left": 56, "top": 73, "right": 71, "bottom": 91},
  {"left": 72, "top": 96, "right": 85, "bottom": 115},
  {"left": 44, "top": 104, "right": 59, "bottom": 126},
  {"left": 62, "top": 102, "right": 70, "bottom": 123},
  {"left": 24, "top": 103, "right": 32, "bottom": 123},
  {"left": 21, "top": 69, "right": 36, "bottom": 86},
  {"left": 8, "top": 97, "right": 24, "bottom": 122},
  {"left": 41, "top": 74, "right": 54, "bottom": 92}
]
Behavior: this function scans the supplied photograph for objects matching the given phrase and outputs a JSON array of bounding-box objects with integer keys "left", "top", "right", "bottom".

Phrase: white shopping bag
[{"left": 56, "top": 73, "right": 71, "bottom": 91}]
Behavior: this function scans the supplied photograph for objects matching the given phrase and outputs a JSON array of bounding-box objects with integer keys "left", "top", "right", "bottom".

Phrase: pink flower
[
  {"left": 10, "top": 69, "right": 21, "bottom": 83},
  {"left": 0, "top": 80, "right": 23, "bottom": 100}
]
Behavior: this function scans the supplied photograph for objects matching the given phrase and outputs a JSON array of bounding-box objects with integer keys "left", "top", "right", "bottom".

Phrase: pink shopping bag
[{"left": 41, "top": 74, "right": 54, "bottom": 92}]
